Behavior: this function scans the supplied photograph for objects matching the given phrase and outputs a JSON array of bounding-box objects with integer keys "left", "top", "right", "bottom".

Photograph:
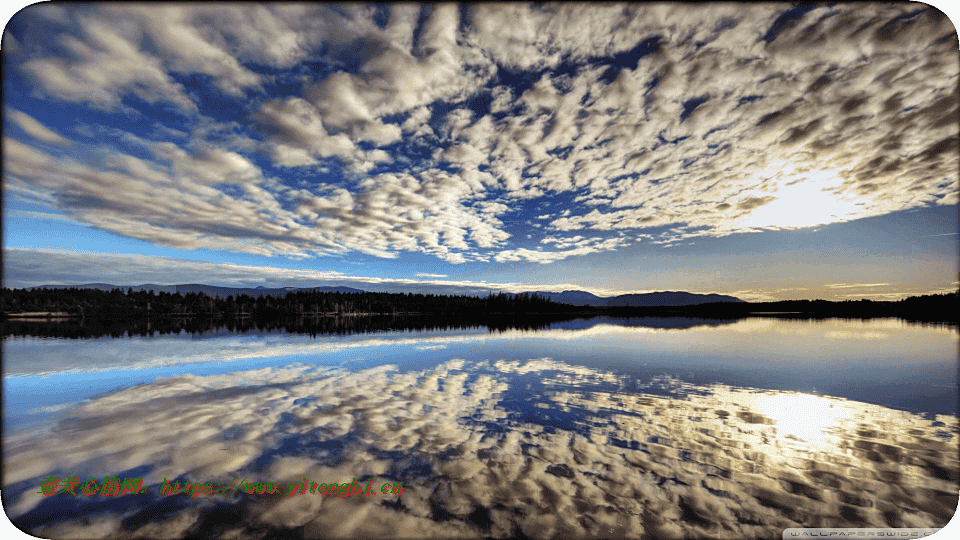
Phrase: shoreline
[{"left": 2, "top": 311, "right": 956, "bottom": 326}]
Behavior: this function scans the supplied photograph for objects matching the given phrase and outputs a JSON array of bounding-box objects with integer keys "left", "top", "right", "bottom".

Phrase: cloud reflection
[
  {"left": 4, "top": 318, "right": 742, "bottom": 378},
  {"left": 4, "top": 357, "right": 957, "bottom": 539}
]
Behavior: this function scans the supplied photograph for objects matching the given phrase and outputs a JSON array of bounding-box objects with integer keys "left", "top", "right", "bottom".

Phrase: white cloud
[
  {"left": 4, "top": 357, "right": 955, "bottom": 538},
  {"left": 825, "top": 282, "right": 892, "bottom": 289},
  {"left": 2, "top": 248, "right": 636, "bottom": 298},
  {"left": 19, "top": 11, "right": 199, "bottom": 111},
  {"left": 5, "top": 3, "right": 957, "bottom": 264},
  {"left": 118, "top": 5, "right": 263, "bottom": 97},
  {"left": 495, "top": 236, "right": 630, "bottom": 264},
  {"left": 6, "top": 110, "right": 72, "bottom": 146},
  {"left": 251, "top": 97, "right": 360, "bottom": 165}
]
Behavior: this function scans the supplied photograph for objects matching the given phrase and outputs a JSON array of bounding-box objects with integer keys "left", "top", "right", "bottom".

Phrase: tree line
[
  {"left": 606, "top": 291, "right": 959, "bottom": 323},
  {"left": 0, "top": 312, "right": 583, "bottom": 340},
  {"left": 2, "top": 287, "right": 955, "bottom": 324},
  {"left": 0, "top": 287, "right": 583, "bottom": 320}
]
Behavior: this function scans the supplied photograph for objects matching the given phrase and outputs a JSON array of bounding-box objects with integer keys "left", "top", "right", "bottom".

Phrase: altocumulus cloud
[
  {"left": 3, "top": 3, "right": 957, "bottom": 264},
  {"left": 4, "top": 358, "right": 956, "bottom": 538}
]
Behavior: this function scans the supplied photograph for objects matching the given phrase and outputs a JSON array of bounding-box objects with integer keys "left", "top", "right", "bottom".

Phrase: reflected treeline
[
  {"left": 609, "top": 291, "right": 960, "bottom": 323},
  {"left": 0, "top": 313, "right": 593, "bottom": 339},
  {"left": 5, "top": 312, "right": 954, "bottom": 339}
]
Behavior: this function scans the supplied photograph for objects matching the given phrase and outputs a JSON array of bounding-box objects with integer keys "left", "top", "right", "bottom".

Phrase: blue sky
[{"left": 2, "top": 2, "right": 958, "bottom": 301}]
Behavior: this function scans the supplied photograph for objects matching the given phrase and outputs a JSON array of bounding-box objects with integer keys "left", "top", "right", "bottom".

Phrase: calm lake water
[{"left": 3, "top": 316, "right": 958, "bottom": 539}]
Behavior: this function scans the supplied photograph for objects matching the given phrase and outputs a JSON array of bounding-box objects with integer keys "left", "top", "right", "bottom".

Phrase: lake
[{"left": 3, "top": 316, "right": 958, "bottom": 539}]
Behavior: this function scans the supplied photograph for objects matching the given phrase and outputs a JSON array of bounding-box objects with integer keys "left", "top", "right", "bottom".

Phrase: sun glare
[
  {"left": 753, "top": 392, "right": 847, "bottom": 445},
  {"left": 745, "top": 165, "right": 863, "bottom": 229}
]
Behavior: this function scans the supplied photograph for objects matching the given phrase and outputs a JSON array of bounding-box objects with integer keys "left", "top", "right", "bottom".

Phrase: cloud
[
  {"left": 838, "top": 291, "right": 915, "bottom": 300},
  {"left": 9, "top": 318, "right": 820, "bottom": 379},
  {"left": 3, "top": 134, "right": 508, "bottom": 261},
  {"left": 5, "top": 3, "right": 957, "bottom": 265},
  {"left": 249, "top": 97, "right": 361, "bottom": 165},
  {"left": 3, "top": 137, "right": 325, "bottom": 259},
  {"left": 1, "top": 248, "right": 636, "bottom": 298},
  {"left": 116, "top": 5, "right": 263, "bottom": 98},
  {"left": 7, "top": 210, "right": 75, "bottom": 222},
  {"left": 17, "top": 11, "right": 199, "bottom": 112},
  {"left": 6, "top": 110, "right": 72, "bottom": 146},
  {"left": 825, "top": 282, "right": 892, "bottom": 289},
  {"left": 4, "top": 357, "right": 956, "bottom": 538},
  {"left": 12, "top": 4, "right": 362, "bottom": 111},
  {"left": 495, "top": 236, "right": 631, "bottom": 263}
]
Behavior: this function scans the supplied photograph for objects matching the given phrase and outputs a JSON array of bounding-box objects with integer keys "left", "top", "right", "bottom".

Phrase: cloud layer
[
  {"left": 4, "top": 357, "right": 957, "bottom": 539},
  {"left": 3, "top": 3, "right": 958, "bottom": 265},
  {"left": 2, "top": 247, "right": 644, "bottom": 297}
]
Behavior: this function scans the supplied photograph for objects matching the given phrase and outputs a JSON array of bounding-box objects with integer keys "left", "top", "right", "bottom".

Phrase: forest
[
  {"left": 606, "top": 291, "right": 959, "bottom": 323},
  {"left": 0, "top": 287, "right": 583, "bottom": 320},
  {"left": 1, "top": 287, "right": 956, "bottom": 324}
]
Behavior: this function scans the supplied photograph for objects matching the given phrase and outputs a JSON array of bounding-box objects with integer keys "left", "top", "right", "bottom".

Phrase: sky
[{"left": 2, "top": 2, "right": 958, "bottom": 302}]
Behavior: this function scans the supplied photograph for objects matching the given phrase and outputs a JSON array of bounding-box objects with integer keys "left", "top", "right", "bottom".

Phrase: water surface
[{"left": 3, "top": 316, "right": 957, "bottom": 539}]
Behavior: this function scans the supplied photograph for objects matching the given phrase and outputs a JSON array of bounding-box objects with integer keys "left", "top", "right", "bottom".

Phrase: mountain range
[
  {"left": 532, "top": 290, "right": 745, "bottom": 307},
  {"left": 26, "top": 283, "right": 744, "bottom": 307}
]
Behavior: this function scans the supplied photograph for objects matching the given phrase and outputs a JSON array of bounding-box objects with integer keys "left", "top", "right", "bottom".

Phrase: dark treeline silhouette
[
  {"left": 0, "top": 287, "right": 584, "bottom": 320},
  {"left": 2, "top": 287, "right": 956, "bottom": 331},
  {"left": 606, "top": 291, "right": 959, "bottom": 323},
  {"left": 0, "top": 313, "right": 586, "bottom": 340}
]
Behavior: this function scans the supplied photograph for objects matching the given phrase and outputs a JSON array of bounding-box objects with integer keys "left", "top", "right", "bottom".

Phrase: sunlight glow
[
  {"left": 753, "top": 392, "right": 848, "bottom": 444},
  {"left": 745, "top": 164, "right": 863, "bottom": 229}
]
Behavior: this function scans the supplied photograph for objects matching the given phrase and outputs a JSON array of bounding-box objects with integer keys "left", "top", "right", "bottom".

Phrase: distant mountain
[
  {"left": 27, "top": 283, "right": 741, "bottom": 306},
  {"left": 531, "top": 290, "right": 744, "bottom": 307},
  {"left": 603, "top": 291, "right": 745, "bottom": 307},
  {"left": 532, "top": 290, "right": 607, "bottom": 306}
]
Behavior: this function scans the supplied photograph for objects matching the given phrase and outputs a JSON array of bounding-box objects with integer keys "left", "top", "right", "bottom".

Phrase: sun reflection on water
[
  {"left": 3, "top": 357, "right": 957, "bottom": 539},
  {"left": 753, "top": 392, "right": 846, "bottom": 445}
]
